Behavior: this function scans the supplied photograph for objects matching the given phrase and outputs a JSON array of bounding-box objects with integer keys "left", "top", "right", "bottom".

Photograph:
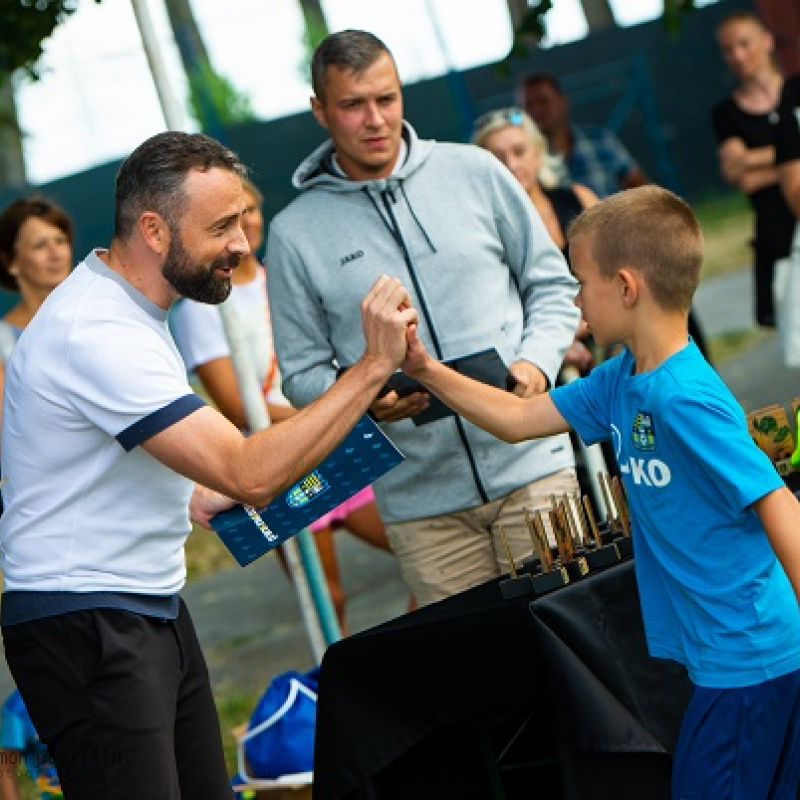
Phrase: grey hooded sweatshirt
[{"left": 267, "top": 122, "right": 580, "bottom": 524}]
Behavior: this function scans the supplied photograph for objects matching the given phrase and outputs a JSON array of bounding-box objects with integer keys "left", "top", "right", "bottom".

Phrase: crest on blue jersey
[
  {"left": 287, "top": 471, "right": 330, "bottom": 508},
  {"left": 631, "top": 411, "right": 656, "bottom": 451}
]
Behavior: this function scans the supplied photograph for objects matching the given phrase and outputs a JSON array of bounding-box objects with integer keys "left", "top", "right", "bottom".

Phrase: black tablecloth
[{"left": 314, "top": 560, "right": 693, "bottom": 800}]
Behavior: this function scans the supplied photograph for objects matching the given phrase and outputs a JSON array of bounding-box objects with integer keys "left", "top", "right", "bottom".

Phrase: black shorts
[{"left": 2, "top": 600, "right": 233, "bottom": 799}]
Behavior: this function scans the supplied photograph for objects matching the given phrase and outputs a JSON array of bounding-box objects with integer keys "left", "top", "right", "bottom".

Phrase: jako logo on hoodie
[{"left": 340, "top": 250, "right": 364, "bottom": 267}]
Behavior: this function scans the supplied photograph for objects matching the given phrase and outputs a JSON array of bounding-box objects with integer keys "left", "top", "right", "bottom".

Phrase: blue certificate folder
[{"left": 210, "top": 415, "right": 404, "bottom": 567}]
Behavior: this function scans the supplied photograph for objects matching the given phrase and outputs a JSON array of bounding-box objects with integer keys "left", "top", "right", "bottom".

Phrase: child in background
[{"left": 401, "top": 185, "right": 800, "bottom": 800}]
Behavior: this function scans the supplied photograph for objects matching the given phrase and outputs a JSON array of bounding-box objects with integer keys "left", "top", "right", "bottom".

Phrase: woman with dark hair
[
  {"left": 0, "top": 196, "right": 74, "bottom": 366},
  {"left": 0, "top": 197, "right": 73, "bottom": 514}
]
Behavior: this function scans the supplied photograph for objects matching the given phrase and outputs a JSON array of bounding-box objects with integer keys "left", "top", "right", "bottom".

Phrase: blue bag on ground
[{"left": 238, "top": 667, "right": 319, "bottom": 780}]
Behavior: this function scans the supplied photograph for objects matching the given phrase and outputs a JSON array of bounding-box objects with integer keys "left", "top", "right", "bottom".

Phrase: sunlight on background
[{"left": 15, "top": 0, "right": 718, "bottom": 185}]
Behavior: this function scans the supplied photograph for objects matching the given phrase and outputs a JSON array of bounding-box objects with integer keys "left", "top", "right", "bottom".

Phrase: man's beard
[{"left": 163, "top": 233, "right": 238, "bottom": 304}]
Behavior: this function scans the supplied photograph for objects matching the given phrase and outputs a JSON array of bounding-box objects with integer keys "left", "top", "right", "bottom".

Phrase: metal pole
[
  {"left": 217, "top": 301, "right": 342, "bottom": 661},
  {"left": 130, "top": 0, "right": 186, "bottom": 131}
]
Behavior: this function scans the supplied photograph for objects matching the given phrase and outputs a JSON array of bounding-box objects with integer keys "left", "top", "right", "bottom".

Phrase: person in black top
[
  {"left": 776, "top": 69, "right": 800, "bottom": 216},
  {"left": 711, "top": 11, "right": 800, "bottom": 327}
]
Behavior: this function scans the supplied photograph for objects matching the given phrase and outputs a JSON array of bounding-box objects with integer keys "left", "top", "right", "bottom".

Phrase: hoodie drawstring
[
  {"left": 364, "top": 186, "right": 443, "bottom": 359},
  {"left": 362, "top": 185, "right": 489, "bottom": 505}
]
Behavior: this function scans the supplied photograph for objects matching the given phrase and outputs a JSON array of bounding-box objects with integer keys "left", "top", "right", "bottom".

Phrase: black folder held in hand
[{"left": 385, "top": 347, "right": 516, "bottom": 426}]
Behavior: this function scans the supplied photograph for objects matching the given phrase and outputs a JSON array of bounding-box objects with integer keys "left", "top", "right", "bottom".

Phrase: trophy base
[
  {"left": 564, "top": 556, "right": 590, "bottom": 582},
  {"left": 500, "top": 573, "right": 535, "bottom": 600},
  {"left": 584, "top": 543, "right": 621, "bottom": 570},
  {"left": 518, "top": 557, "right": 543, "bottom": 576},
  {"left": 531, "top": 567, "right": 570, "bottom": 595},
  {"left": 614, "top": 536, "right": 634, "bottom": 559}
]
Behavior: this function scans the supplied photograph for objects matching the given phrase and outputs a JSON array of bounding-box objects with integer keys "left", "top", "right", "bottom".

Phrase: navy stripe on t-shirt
[{"left": 116, "top": 394, "right": 206, "bottom": 452}]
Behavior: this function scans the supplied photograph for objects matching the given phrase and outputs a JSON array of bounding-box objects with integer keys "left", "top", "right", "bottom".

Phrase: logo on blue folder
[{"left": 286, "top": 471, "right": 330, "bottom": 508}]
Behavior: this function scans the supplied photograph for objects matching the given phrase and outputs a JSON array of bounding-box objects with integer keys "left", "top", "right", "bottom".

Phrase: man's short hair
[
  {"left": 114, "top": 132, "right": 247, "bottom": 240},
  {"left": 567, "top": 185, "right": 704, "bottom": 312},
  {"left": 311, "top": 30, "right": 393, "bottom": 100}
]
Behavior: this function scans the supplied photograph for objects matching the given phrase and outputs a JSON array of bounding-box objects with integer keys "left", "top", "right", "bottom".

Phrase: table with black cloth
[{"left": 314, "top": 559, "right": 696, "bottom": 800}]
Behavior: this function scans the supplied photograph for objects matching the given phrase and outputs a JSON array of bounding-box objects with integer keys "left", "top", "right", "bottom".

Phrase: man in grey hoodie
[{"left": 267, "top": 30, "right": 582, "bottom": 607}]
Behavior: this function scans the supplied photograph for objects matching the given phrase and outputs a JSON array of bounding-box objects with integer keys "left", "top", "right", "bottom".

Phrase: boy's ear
[{"left": 617, "top": 268, "right": 640, "bottom": 307}]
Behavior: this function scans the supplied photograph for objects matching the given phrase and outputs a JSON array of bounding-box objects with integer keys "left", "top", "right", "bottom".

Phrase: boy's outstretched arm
[
  {"left": 755, "top": 487, "right": 800, "bottom": 605},
  {"left": 402, "top": 325, "right": 570, "bottom": 443}
]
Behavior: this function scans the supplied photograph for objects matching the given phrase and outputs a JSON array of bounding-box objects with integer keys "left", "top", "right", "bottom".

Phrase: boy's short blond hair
[{"left": 567, "top": 185, "right": 704, "bottom": 313}]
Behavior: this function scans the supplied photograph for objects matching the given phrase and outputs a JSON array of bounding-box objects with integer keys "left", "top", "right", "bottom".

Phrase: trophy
[
  {"left": 498, "top": 525, "right": 537, "bottom": 599},
  {"left": 592, "top": 472, "right": 633, "bottom": 559},
  {"left": 550, "top": 496, "right": 589, "bottom": 582},
  {"left": 579, "top": 491, "right": 622, "bottom": 570},
  {"left": 607, "top": 474, "right": 633, "bottom": 558},
  {"left": 496, "top": 511, "right": 569, "bottom": 599}
]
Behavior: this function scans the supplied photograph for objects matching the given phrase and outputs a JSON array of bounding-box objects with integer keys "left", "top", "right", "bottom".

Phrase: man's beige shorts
[{"left": 385, "top": 468, "right": 579, "bottom": 607}]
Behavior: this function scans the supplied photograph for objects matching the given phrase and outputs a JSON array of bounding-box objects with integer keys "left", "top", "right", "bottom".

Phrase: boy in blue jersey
[{"left": 400, "top": 184, "right": 800, "bottom": 800}]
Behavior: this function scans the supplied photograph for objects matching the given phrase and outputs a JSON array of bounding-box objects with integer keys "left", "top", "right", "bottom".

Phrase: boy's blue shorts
[{"left": 672, "top": 668, "right": 800, "bottom": 800}]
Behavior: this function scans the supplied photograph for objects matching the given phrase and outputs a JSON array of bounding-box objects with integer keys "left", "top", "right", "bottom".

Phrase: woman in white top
[{"left": 0, "top": 196, "right": 74, "bottom": 402}]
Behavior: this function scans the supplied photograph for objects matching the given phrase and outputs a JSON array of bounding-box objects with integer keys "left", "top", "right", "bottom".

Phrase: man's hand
[
  {"left": 508, "top": 360, "right": 548, "bottom": 398},
  {"left": 370, "top": 389, "right": 429, "bottom": 422},
  {"left": 361, "top": 276, "right": 418, "bottom": 372},
  {"left": 189, "top": 483, "right": 236, "bottom": 529}
]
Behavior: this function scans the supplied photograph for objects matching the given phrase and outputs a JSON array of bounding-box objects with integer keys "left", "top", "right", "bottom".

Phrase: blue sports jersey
[{"left": 550, "top": 341, "right": 800, "bottom": 687}]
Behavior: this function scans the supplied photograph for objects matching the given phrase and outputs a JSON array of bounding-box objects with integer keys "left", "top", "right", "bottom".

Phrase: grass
[
  {"left": 707, "top": 327, "right": 773, "bottom": 365},
  {"left": 186, "top": 522, "right": 238, "bottom": 581},
  {"left": 693, "top": 191, "right": 752, "bottom": 281},
  {"left": 691, "top": 191, "right": 767, "bottom": 366}
]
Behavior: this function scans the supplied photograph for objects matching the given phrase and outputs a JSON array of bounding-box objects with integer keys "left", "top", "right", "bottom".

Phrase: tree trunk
[
  {"left": 0, "top": 76, "right": 27, "bottom": 189},
  {"left": 579, "top": 0, "right": 617, "bottom": 31},
  {"left": 505, "top": 0, "right": 529, "bottom": 30},
  {"left": 297, "top": 0, "right": 329, "bottom": 35},
  {"left": 162, "top": 0, "right": 212, "bottom": 72},
  {"left": 161, "top": 0, "right": 227, "bottom": 137},
  {"left": 297, "top": 0, "right": 330, "bottom": 70}
]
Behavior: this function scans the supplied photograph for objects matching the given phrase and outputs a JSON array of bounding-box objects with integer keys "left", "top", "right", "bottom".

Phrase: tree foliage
[
  {"left": 187, "top": 61, "right": 256, "bottom": 131},
  {"left": 297, "top": 0, "right": 329, "bottom": 83},
  {"left": 508, "top": 0, "right": 699, "bottom": 61},
  {"left": 0, "top": 0, "right": 101, "bottom": 82}
]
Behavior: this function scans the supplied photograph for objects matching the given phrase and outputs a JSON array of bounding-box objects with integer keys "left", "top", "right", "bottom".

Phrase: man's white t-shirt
[{"left": 0, "top": 251, "right": 205, "bottom": 598}]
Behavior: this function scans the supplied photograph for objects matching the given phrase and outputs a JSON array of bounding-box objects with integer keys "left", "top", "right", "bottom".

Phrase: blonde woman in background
[{"left": 472, "top": 107, "right": 597, "bottom": 373}]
